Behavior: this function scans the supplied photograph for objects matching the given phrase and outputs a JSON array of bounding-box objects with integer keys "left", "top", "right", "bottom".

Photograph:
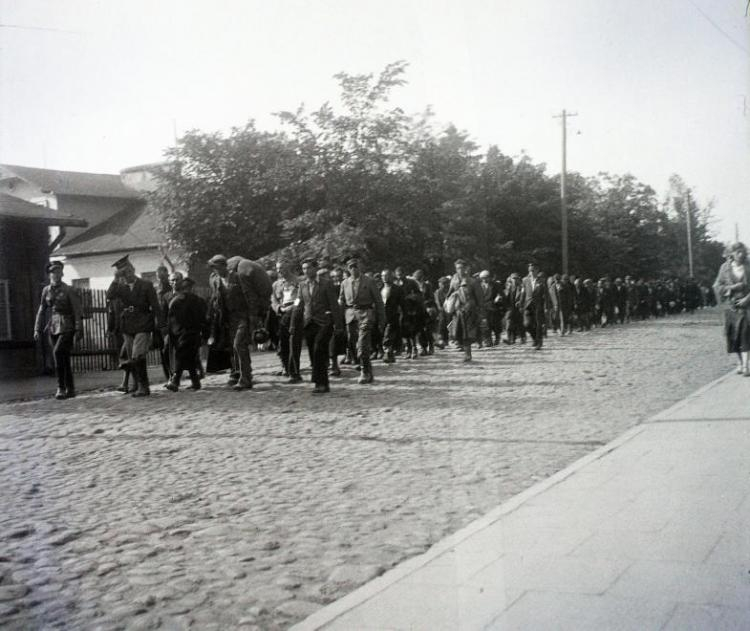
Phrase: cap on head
[
  {"left": 208, "top": 254, "right": 227, "bottom": 267},
  {"left": 112, "top": 254, "right": 132, "bottom": 270},
  {"left": 729, "top": 241, "right": 747, "bottom": 254},
  {"left": 346, "top": 257, "right": 360, "bottom": 268},
  {"left": 301, "top": 257, "right": 318, "bottom": 268},
  {"left": 479, "top": 270, "right": 490, "bottom": 279},
  {"left": 180, "top": 276, "right": 195, "bottom": 287},
  {"left": 46, "top": 260, "right": 64, "bottom": 274}
]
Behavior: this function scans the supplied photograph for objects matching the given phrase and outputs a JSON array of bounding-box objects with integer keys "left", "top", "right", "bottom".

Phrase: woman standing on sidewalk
[
  {"left": 713, "top": 242, "right": 750, "bottom": 376},
  {"left": 33, "top": 261, "right": 83, "bottom": 399}
]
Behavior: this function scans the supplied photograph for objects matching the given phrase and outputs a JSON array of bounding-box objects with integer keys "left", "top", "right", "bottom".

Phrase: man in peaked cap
[
  {"left": 106, "top": 255, "right": 165, "bottom": 396},
  {"left": 34, "top": 260, "right": 83, "bottom": 399}
]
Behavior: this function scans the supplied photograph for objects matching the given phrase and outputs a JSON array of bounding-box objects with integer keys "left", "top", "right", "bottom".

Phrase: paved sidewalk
[{"left": 293, "top": 370, "right": 750, "bottom": 630}]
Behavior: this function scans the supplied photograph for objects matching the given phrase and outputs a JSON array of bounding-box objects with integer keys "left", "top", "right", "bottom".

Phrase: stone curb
[
  {"left": 291, "top": 423, "right": 650, "bottom": 630},
  {"left": 647, "top": 368, "right": 736, "bottom": 422}
]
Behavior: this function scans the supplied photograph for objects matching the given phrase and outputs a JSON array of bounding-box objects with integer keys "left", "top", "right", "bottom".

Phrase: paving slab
[{"left": 292, "top": 371, "right": 750, "bottom": 630}]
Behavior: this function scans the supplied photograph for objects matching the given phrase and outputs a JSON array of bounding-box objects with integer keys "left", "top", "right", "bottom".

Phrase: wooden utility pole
[
  {"left": 553, "top": 109, "right": 577, "bottom": 274},
  {"left": 685, "top": 190, "right": 694, "bottom": 277}
]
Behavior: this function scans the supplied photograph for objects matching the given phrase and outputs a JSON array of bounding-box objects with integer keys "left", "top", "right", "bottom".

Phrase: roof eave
[{"left": 55, "top": 244, "right": 162, "bottom": 259}]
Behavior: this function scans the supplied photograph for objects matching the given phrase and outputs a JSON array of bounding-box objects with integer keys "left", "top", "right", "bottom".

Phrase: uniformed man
[
  {"left": 34, "top": 261, "right": 83, "bottom": 399},
  {"left": 339, "top": 257, "right": 385, "bottom": 383},
  {"left": 292, "top": 258, "right": 342, "bottom": 393},
  {"left": 106, "top": 255, "right": 164, "bottom": 397},
  {"left": 165, "top": 277, "right": 208, "bottom": 391}
]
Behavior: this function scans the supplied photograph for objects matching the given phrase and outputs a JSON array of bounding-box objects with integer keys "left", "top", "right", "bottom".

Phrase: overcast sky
[{"left": 1, "top": 0, "right": 748, "bottom": 242}]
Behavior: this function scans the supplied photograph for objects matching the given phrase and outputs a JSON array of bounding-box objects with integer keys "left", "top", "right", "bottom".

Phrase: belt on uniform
[
  {"left": 353, "top": 304, "right": 373, "bottom": 309},
  {"left": 123, "top": 306, "right": 149, "bottom": 313}
]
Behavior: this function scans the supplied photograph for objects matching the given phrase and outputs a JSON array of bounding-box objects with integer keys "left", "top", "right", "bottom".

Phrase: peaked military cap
[
  {"left": 46, "top": 260, "right": 64, "bottom": 273},
  {"left": 111, "top": 254, "right": 132, "bottom": 269}
]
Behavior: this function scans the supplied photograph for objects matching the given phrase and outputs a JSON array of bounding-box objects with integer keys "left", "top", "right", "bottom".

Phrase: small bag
[{"left": 444, "top": 293, "right": 459, "bottom": 316}]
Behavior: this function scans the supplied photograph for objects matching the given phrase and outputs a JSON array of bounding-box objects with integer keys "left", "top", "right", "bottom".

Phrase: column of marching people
[{"left": 34, "top": 246, "right": 739, "bottom": 398}]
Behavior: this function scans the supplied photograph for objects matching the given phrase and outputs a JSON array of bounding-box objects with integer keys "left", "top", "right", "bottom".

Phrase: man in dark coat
[
  {"left": 106, "top": 255, "right": 165, "bottom": 397},
  {"left": 448, "top": 259, "right": 484, "bottom": 361},
  {"left": 155, "top": 265, "right": 174, "bottom": 382},
  {"left": 380, "top": 269, "right": 404, "bottom": 364},
  {"left": 206, "top": 255, "right": 235, "bottom": 379},
  {"left": 556, "top": 274, "right": 575, "bottom": 335},
  {"left": 522, "top": 262, "right": 548, "bottom": 350},
  {"left": 165, "top": 277, "right": 208, "bottom": 391},
  {"left": 292, "top": 259, "right": 342, "bottom": 393}
]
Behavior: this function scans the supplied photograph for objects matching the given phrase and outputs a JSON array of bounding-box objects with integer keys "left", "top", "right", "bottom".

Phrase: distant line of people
[{"left": 34, "top": 252, "right": 722, "bottom": 400}]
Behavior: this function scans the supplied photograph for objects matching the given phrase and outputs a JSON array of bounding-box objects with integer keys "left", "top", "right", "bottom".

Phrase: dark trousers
[
  {"left": 524, "top": 308, "right": 545, "bottom": 348},
  {"left": 172, "top": 333, "right": 201, "bottom": 383},
  {"left": 278, "top": 311, "right": 302, "bottom": 377},
  {"left": 304, "top": 321, "right": 333, "bottom": 387},
  {"left": 52, "top": 332, "right": 75, "bottom": 392},
  {"left": 229, "top": 312, "right": 258, "bottom": 386}
]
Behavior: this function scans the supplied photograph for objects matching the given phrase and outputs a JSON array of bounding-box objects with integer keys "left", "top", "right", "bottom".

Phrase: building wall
[
  {"left": 61, "top": 249, "right": 187, "bottom": 290},
  {"left": 0, "top": 219, "right": 49, "bottom": 377}
]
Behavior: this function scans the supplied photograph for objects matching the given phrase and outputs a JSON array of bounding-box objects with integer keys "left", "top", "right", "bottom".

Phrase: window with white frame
[{"left": 0, "top": 280, "right": 11, "bottom": 341}]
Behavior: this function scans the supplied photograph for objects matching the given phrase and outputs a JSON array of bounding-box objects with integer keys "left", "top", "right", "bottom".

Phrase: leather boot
[
  {"left": 463, "top": 345, "right": 472, "bottom": 362},
  {"left": 132, "top": 358, "right": 150, "bottom": 397},
  {"left": 164, "top": 373, "right": 179, "bottom": 392},
  {"left": 117, "top": 368, "right": 132, "bottom": 393},
  {"left": 358, "top": 358, "right": 374, "bottom": 384}
]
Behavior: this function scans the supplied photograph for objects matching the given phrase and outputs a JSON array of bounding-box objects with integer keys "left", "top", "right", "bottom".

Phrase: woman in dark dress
[{"left": 713, "top": 242, "right": 750, "bottom": 376}]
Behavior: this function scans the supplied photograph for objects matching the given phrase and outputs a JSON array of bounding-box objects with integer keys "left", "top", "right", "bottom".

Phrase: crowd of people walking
[{"left": 35, "top": 246, "right": 739, "bottom": 399}]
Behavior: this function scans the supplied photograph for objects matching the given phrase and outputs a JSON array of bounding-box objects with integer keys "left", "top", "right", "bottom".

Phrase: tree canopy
[{"left": 151, "top": 61, "right": 724, "bottom": 281}]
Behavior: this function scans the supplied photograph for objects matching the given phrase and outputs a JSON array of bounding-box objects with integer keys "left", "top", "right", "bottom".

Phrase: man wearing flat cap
[
  {"left": 339, "top": 257, "right": 385, "bottom": 384},
  {"left": 106, "top": 255, "right": 165, "bottom": 396},
  {"left": 34, "top": 261, "right": 83, "bottom": 399}
]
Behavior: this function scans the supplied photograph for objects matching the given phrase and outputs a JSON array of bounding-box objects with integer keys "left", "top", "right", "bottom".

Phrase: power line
[
  {"left": 0, "top": 23, "right": 80, "bottom": 34},
  {"left": 686, "top": 0, "right": 749, "bottom": 57}
]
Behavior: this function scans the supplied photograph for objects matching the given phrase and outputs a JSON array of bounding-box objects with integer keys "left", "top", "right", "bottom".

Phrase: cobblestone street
[{"left": 0, "top": 309, "right": 733, "bottom": 630}]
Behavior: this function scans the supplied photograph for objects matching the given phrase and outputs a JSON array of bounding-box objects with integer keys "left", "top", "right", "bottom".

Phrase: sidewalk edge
[
  {"left": 648, "top": 369, "right": 736, "bottom": 422},
  {"left": 291, "top": 423, "right": 648, "bottom": 631}
]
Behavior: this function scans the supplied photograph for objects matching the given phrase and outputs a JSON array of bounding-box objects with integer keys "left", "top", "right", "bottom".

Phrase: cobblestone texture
[{"left": 0, "top": 310, "right": 732, "bottom": 629}]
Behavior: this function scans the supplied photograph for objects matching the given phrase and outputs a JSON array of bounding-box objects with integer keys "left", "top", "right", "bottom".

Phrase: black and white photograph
[{"left": 1, "top": 1, "right": 749, "bottom": 629}]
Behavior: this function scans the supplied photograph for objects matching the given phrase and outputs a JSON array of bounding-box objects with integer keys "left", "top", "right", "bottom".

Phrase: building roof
[
  {"left": 0, "top": 164, "right": 141, "bottom": 199},
  {"left": 55, "top": 200, "right": 164, "bottom": 258},
  {"left": 0, "top": 193, "right": 88, "bottom": 227}
]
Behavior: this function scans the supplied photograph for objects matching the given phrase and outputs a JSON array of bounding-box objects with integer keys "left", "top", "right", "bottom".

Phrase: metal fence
[{"left": 69, "top": 288, "right": 161, "bottom": 374}]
